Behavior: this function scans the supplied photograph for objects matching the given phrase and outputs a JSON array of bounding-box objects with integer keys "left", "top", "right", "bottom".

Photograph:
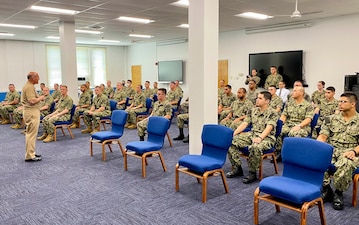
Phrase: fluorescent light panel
[
  {"left": 235, "top": 12, "right": 272, "bottom": 20},
  {"left": 129, "top": 34, "right": 153, "bottom": 38},
  {"left": 118, "top": 16, "right": 154, "bottom": 24},
  {"left": 46, "top": 36, "right": 60, "bottom": 39},
  {"left": 30, "top": 5, "right": 79, "bottom": 15},
  {"left": 171, "top": 0, "right": 189, "bottom": 7},
  {"left": 177, "top": 24, "right": 189, "bottom": 28},
  {"left": 98, "top": 39, "right": 120, "bottom": 43},
  {"left": 75, "top": 29, "right": 102, "bottom": 34},
  {"left": 0, "top": 23, "right": 37, "bottom": 29},
  {"left": 245, "top": 22, "right": 312, "bottom": 34},
  {"left": 0, "top": 33, "right": 15, "bottom": 36}
]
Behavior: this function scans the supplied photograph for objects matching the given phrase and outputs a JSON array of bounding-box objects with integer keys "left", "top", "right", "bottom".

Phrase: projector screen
[{"left": 158, "top": 60, "right": 183, "bottom": 83}]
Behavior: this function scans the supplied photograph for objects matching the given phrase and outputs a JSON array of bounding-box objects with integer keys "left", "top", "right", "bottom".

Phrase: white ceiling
[{"left": 0, "top": 0, "right": 359, "bottom": 46}]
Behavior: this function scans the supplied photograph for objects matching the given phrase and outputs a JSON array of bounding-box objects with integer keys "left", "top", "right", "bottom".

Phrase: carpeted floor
[{"left": 0, "top": 120, "right": 358, "bottom": 225}]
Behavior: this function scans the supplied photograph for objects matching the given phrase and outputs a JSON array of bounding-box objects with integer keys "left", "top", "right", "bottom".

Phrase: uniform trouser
[
  {"left": 177, "top": 113, "right": 189, "bottom": 128},
  {"left": 228, "top": 132, "right": 274, "bottom": 172},
  {"left": 0, "top": 105, "right": 16, "bottom": 120},
  {"left": 14, "top": 107, "right": 24, "bottom": 124},
  {"left": 83, "top": 110, "right": 111, "bottom": 128},
  {"left": 275, "top": 124, "right": 310, "bottom": 154},
  {"left": 218, "top": 109, "right": 230, "bottom": 122},
  {"left": 323, "top": 148, "right": 359, "bottom": 192},
  {"left": 137, "top": 117, "right": 149, "bottom": 137},
  {"left": 220, "top": 118, "right": 243, "bottom": 130},
  {"left": 72, "top": 108, "right": 87, "bottom": 122},
  {"left": 24, "top": 108, "right": 40, "bottom": 160},
  {"left": 126, "top": 108, "right": 146, "bottom": 124},
  {"left": 42, "top": 115, "right": 69, "bottom": 134}
]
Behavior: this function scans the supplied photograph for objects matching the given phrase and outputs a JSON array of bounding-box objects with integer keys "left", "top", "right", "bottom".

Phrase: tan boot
[
  {"left": 128, "top": 124, "right": 137, "bottom": 129},
  {"left": 70, "top": 121, "right": 79, "bottom": 129},
  {"left": 11, "top": 124, "right": 22, "bottom": 129},
  {"left": 37, "top": 133, "right": 48, "bottom": 140},
  {"left": 124, "top": 123, "right": 130, "bottom": 128},
  {"left": 43, "top": 134, "right": 54, "bottom": 143},
  {"left": 90, "top": 127, "right": 100, "bottom": 135},
  {"left": 81, "top": 126, "right": 93, "bottom": 134},
  {"left": 1, "top": 119, "right": 10, "bottom": 124}
]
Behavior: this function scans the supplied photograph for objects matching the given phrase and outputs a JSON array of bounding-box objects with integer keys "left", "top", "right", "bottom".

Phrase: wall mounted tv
[
  {"left": 158, "top": 60, "right": 183, "bottom": 83},
  {"left": 249, "top": 50, "right": 304, "bottom": 88}
]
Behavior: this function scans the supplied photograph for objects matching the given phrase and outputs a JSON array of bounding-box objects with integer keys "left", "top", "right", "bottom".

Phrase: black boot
[
  {"left": 226, "top": 166, "right": 244, "bottom": 178},
  {"left": 183, "top": 135, "right": 189, "bottom": 143},
  {"left": 333, "top": 190, "right": 344, "bottom": 210},
  {"left": 321, "top": 184, "right": 334, "bottom": 203},
  {"left": 243, "top": 171, "right": 257, "bottom": 184},
  {"left": 173, "top": 128, "right": 184, "bottom": 140},
  {"left": 139, "top": 136, "right": 144, "bottom": 141}
]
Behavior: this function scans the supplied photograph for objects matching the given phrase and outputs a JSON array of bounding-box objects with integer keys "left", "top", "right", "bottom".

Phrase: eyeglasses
[{"left": 338, "top": 100, "right": 349, "bottom": 104}]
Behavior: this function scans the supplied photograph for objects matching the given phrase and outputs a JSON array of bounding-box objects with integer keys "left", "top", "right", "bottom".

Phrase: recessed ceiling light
[
  {"left": 235, "top": 12, "right": 272, "bottom": 20},
  {"left": 177, "top": 24, "right": 189, "bottom": 28},
  {"left": 171, "top": 0, "right": 189, "bottom": 7},
  {"left": 75, "top": 29, "right": 103, "bottom": 34},
  {"left": 46, "top": 36, "right": 60, "bottom": 39},
  {"left": 98, "top": 39, "right": 120, "bottom": 43},
  {"left": 0, "top": 33, "right": 15, "bottom": 36},
  {"left": 118, "top": 16, "right": 154, "bottom": 24},
  {"left": 30, "top": 5, "right": 79, "bottom": 15},
  {"left": 129, "top": 34, "right": 153, "bottom": 38},
  {"left": 0, "top": 23, "right": 37, "bottom": 29}
]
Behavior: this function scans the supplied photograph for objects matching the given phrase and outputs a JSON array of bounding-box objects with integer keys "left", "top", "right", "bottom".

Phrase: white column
[
  {"left": 188, "top": 0, "right": 219, "bottom": 154},
  {"left": 59, "top": 21, "right": 78, "bottom": 102}
]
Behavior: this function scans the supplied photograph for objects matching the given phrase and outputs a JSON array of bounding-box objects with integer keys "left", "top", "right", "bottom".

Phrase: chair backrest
[
  {"left": 68, "top": 104, "right": 76, "bottom": 123},
  {"left": 111, "top": 110, "right": 128, "bottom": 134},
  {"left": 282, "top": 137, "right": 333, "bottom": 187},
  {"left": 153, "top": 94, "right": 158, "bottom": 102},
  {"left": 145, "top": 98, "right": 152, "bottom": 113},
  {"left": 201, "top": 124, "right": 234, "bottom": 165},
  {"left": 147, "top": 116, "right": 171, "bottom": 146},
  {"left": 309, "top": 113, "right": 320, "bottom": 137},
  {"left": 275, "top": 119, "right": 283, "bottom": 138},
  {"left": 49, "top": 102, "right": 56, "bottom": 113},
  {"left": 109, "top": 100, "right": 117, "bottom": 111}
]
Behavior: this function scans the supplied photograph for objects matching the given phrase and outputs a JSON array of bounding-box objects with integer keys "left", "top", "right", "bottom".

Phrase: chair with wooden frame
[{"left": 53, "top": 104, "right": 76, "bottom": 141}]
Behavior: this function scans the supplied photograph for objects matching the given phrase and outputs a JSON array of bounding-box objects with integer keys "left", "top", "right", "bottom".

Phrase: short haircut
[
  {"left": 225, "top": 84, "right": 232, "bottom": 89},
  {"left": 145, "top": 81, "right": 150, "bottom": 84},
  {"left": 318, "top": 81, "right": 326, "bottom": 86},
  {"left": 138, "top": 84, "right": 143, "bottom": 89},
  {"left": 271, "top": 66, "right": 277, "bottom": 69},
  {"left": 252, "top": 69, "right": 257, "bottom": 72},
  {"left": 341, "top": 92, "right": 358, "bottom": 103},
  {"left": 158, "top": 88, "right": 167, "bottom": 95},
  {"left": 326, "top": 86, "right": 335, "bottom": 92},
  {"left": 40, "top": 83, "right": 45, "bottom": 86},
  {"left": 268, "top": 85, "right": 277, "bottom": 89},
  {"left": 127, "top": 80, "right": 132, "bottom": 83},
  {"left": 260, "top": 91, "right": 272, "bottom": 101},
  {"left": 61, "top": 85, "right": 68, "bottom": 89},
  {"left": 239, "top": 88, "right": 246, "bottom": 94},
  {"left": 279, "top": 81, "right": 286, "bottom": 85}
]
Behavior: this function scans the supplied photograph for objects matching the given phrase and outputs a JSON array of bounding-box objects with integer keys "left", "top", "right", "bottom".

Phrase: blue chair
[
  {"left": 172, "top": 97, "right": 182, "bottom": 117},
  {"left": 136, "top": 98, "right": 153, "bottom": 123},
  {"left": 53, "top": 104, "right": 76, "bottom": 141},
  {"left": 254, "top": 137, "right": 334, "bottom": 225},
  {"left": 308, "top": 112, "right": 320, "bottom": 138},
  {"left": 153, "top": 94, "right": 158, "bottom": 102},
  {"left": 99, "top": 99, "right": 118, "bottom": 130},
  {"left": 90, "top": 110, "right": 128, "bottom": 161},
  {"left": 240, "top": 120, "right": 283, "bottom": 180},
  {"left": 175, "top": 124, "right": 233, "bottom": 203},
  {"left": 124, "top": 116, "right": 170, "bottom": 178}
]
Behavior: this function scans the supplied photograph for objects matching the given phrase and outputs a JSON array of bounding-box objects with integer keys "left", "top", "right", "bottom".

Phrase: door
[
  {"left": 218, "top": 60, "right": 228, "bottom": 87},
  {"left": 131, "top": 65, "right": 142, "bottom": 87}
]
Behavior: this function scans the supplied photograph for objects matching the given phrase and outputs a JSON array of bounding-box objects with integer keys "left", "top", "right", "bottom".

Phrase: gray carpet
[{"left": 0, "top": 120, "right": 358, "bottom": 225}]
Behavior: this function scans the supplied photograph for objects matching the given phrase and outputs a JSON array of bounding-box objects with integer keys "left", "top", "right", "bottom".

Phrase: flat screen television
[
  {"left": 158, "top": 60, "right": 183, "bottom": 83},
  {"left": 249, "top": 50, "right": 304, "bottom": 88}
]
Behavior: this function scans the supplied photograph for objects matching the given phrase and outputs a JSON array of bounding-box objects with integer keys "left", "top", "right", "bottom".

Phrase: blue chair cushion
[
  {"left": 178, "top": 155, "right": 223, "bottom": 174},
  {"left": 126, "top": 141, "right": 162, "bottom": 154},
  {"left": 259, "top": 176, "right": 321, "bottom": 205},
  {"left": 92, "top": 131, "right": 122, "bottom": 141},
  {"left": 54, "top": 120, "right": 72, "bottom": 125}
]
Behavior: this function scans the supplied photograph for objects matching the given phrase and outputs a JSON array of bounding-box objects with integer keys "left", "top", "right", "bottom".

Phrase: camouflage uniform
[
  {"left": 218, "top": 93, "right": 236, "bottom": 121},
  {"left": 86, "top": 88, "right": 93, "bottom": 98},
  {"left": 245, "top": 76, "right": 261, "bottom": 87},
  {"left": 287, "top": 92, "right": 311, "bottom": 103},
  {"left": 40, "top": 95, "right": 54, "bottom": 117},
  {"left": 275, "top": 99, "right": 314, "bottom": 153},
  {"left": 167, "top": 89, "right": 182, "bottom": 109},
  {"left": 72, "top": 92, "right": 91, "bottom": 122},
  {"left": 104, "top": 87, "right": 114, "bottom": 98},
  {"left": 113, "top": 89, "right": 127, "bottom": 110},
  {"left": 264, "top": 74, "right": 283, "bottom": 89},
  {"left": 269, "top": 95, "right": 283, "bottom": 114},
  {"left": 125, "top": 92, "right": 146, "bottom": 124},
  {"left": 51, "top": 90, "right": 61, "bottom": 101},
  {"left": 137, "top": 100, "right": 172, "bottom": 137},
  {"left": 152, "top": 88, "right": 158, "bottom": 97},
  {"left": 83, "top": 94, "right": 111, "bottom": 129},
  {"left": 317, "top": 98, "right": 339, "bottom": 127},
  {"left": 228, "top": 107, "right": 279, "bottom": 172},
  {"left": 125, "top": 86, "right": 136, "bottom": 104},
  {"left": 311, "top": 90, "right": 326, "bottom": 106},
  {"left": 247, "top": 89, "right": 259, "bottom": 105},
  {"left": 220, "top": 99, "right": 253, "bottom": 130},
  {"left": 177, "top": 113, "right": 189, "bottom": 128},
  {"left": 320, "top": 113, "right": 359, "bottom": 191},
  {"left": 180, "top": 101, "right": 189, "bottom": 114},
  {"left": 143, "top": 88, "right": 153, "bottom": 98},
  {"left": 218, "top": 87, "right": 225, "bottom": 99},
  {"left": 0, "top": 91, "right": 21, "bottom": 120},
  {"left": 42, "top": 95, "right": 73, "bottom": 135}
]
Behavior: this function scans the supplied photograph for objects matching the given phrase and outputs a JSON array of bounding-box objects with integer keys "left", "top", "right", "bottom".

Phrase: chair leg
[
  {"left": 124, "top": 151, "right": 128, "bottom": 171},
  {"left": 67, "top": 126, "right": 74, "bottom": 139},
  {"left": 141, "top": 155, "right": 147, "bottom": 178},
  {"left": 90, "top": 139, "right": 93, "bottom": 156},
  {"left": 118, "top": 141, "right": 125, "bottom": 157},
  {"left": 101, "top": 143, "right": 106, "bottom": 161},
  {"left": 175, "top": 164, "right": 180, "bottom": 191},
  {"left": 166, "top": 132, "right": 173, "bottom": 147},
  {"left": 353, "top": 174, "right": 359, "bottom": 207},
  {"left": 259, "top": 157, "right": 264, "bottom": 181},
  {"left": 54, "top": 128, "right": 57, "bottom": 141},
  {"left": 202, "top": 172, "right": 208, "bottom": 203},
  {"left": 272, "top": 153, "right": 279, "bottom": 175},
  {"left": 317, "top": 199, "right": 326, "bottom": 225},
  {"left": 254, "top": 187, "right": 260, "bottom": 225},
  {"left": 300, "top": 202, "right": 310, "bottom": 225},
  {"left": 61, "top": 127, "right": 66, "bottom": 136},
  {"left": 158, "top": 152, "right": 167, "bottom": 172},
  {"left": 220, "top": 169, "right": 229, "bottom": 194},
  {"left": 108, "top": 144, "right": 113, "bottom": 153}
]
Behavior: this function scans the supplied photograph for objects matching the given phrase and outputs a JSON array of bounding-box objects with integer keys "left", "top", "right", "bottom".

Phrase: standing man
[
  {"left": 245, "top": 69, "right": 261, "bottom": 87},
  {"left": 264, "top": 66, "right": 283, "bottom": 89},
  {"left": 318, "top": 92, "right": 359, "bottom": 210},
  {"left": 22, "top": 72, "right": 45, "bottom": 162},
  {"left": 226, "top": 91, "right": 279, "bottom": 183}
]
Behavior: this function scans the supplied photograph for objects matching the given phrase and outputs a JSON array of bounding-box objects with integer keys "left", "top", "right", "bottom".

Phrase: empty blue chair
[
  {"left": 124, "top": 116, "right": 170, "bottom": 178},
  {"left": 175, "top": 124, "right": 233, "bottom": 203},
  {"left": 254, "top": 137, "right": 334, "bottom": 225},
  {"left": 53, "top": 104, "right": 76, "bottom": 141},
  {"left": 90, "top": 110, "right": 128, "bottom": 161}
]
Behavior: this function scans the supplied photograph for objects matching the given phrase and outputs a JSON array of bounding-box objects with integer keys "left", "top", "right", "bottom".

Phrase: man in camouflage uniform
[
  {"left": 218, "top": 80, "right": 225, "bottom": 100},
  {"left": 247, "top": 80, "right": 259, "bottom": 105},
  {"left": 38, "top": 85, "right": 73, "bottom": 143},
  {"left": 104, "top": 80, "right": 114, "bottom": 99},
  {"left": 0, "top": 84, "right": 21, "bottom": 124},
  {"left": 69, "top": 84, "right": 91, "bottom": 129},
  {"left": 167, "top": 81, "right": 182, "bottom": 109},
  {"left": 38, "top": 83, "right": 45, "bottom": 96},
  {"left": 143, "top": 81, "right": 153, "bottom": 99},
  {"left": 11, "top": 87, "right": 53, "bottom": 129},
  {"left": 85, "top": 81, "right": 93, "bottom": 98},
  {"left": 218, "top": 84, "right": 236, "bottom": 121},
  {"left": 275, "top": 86, "right": 314, "bottom": 160},
  {"left": 125, "top": 80, "right": 136, "bottom": 104},
  {"left": 268, "top": 85, "right": 283, "bottom": 114},
  {"left": 173, "top": 99, "right": 189, "bottom": 142},
  {"left": 318, "top": 92, "right": 359, "bottom": 210},
  {"left": 137, "top": 88, "right": 172, "bottom": 141},
  {"left": 81, "top": 86, "right": 111, "bottom": 134},
  {"left": 226, "top": 91, "right": 279, "bottom": 184},
  {"left": 311, "top": 81, "right": 326, "bottom": 107},
  {"left": 220, "top": 88, "right": 253, "bottom": 130},
  {"left": 245, "top": 69, "right": 261, "bottom": 87},
  {"left": 287, "top": 80, "right": 311, "bottom": 103},
  {"left": 125, "top": 84, "right": 146, "bottom": 129},
  {"left": 52, "top": 83, "right": 61, "bottom": 103},
  {"left": 113, "top": 82, "right": 127, "bottom": 110},
  {"left": 264, "top": 66, "right": 283, "bottom": 89},
  {"left": 152, "top": 82, "right": 158, "bottom": 98},
  {"left": 175, "top": 80, "right": 183, "bottom": 95}
]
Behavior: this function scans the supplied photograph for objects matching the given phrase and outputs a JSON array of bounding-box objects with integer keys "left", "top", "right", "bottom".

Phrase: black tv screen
[
  {"left": 158, "top": 60, "right": 183, "bottom": 83},
  {"left": 249, "top": 50, "right": 303, "bottom": 88}
]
